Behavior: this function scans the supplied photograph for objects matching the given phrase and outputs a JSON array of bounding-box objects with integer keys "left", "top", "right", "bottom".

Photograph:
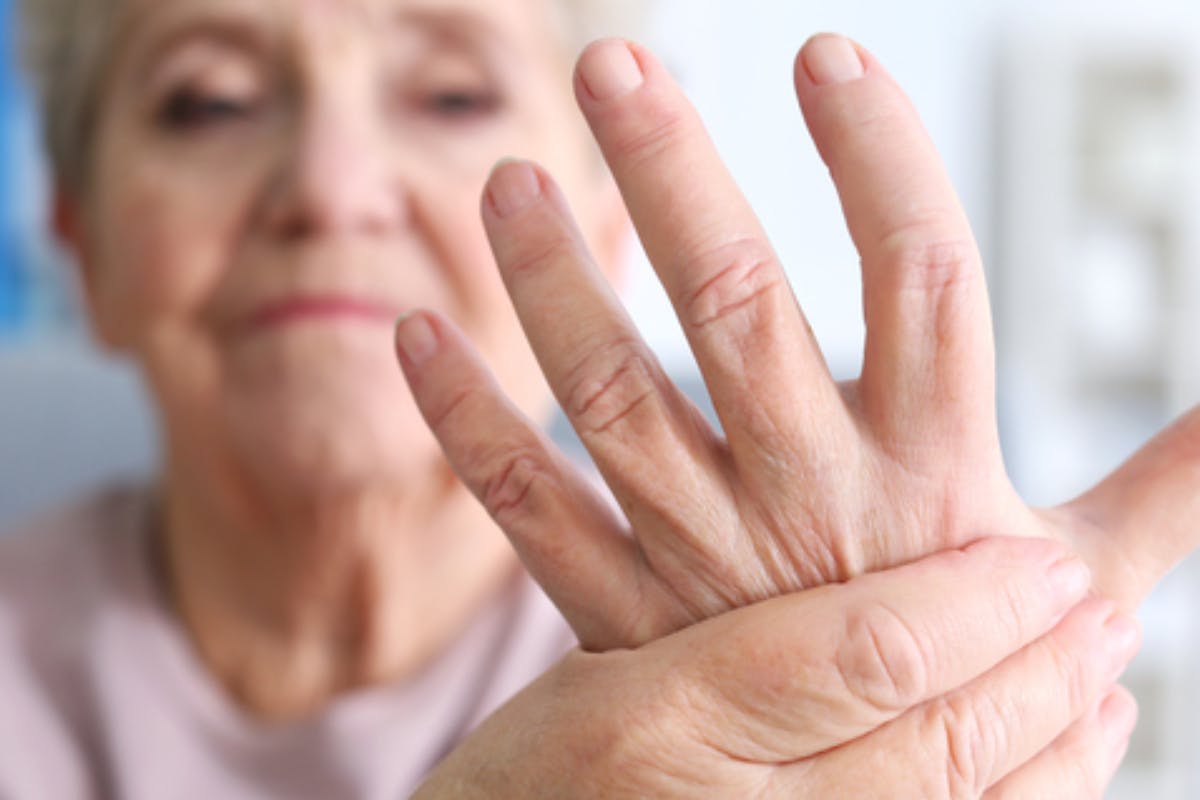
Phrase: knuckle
[
  {"left": 835, "top": 601, "right": 931, "bottom": 712},
  {"left": 563, "top": 338, "right": 660, "bottom": 437},
  {"left": 502, "top": 235, "right": 579, "bottom": 280},
  {"left": 425, "top": 383, "right": 481, "bottom": 433},
  {"left": 878, "top": 224, "right": 981, "bottom": 296},
  {"left": 931, "top": 690, "right": 1010, "bottom": 799},
  {"left": 608, "top": 99, "right": 690, "bottom": 167},
  {"left": 828, "top": 99, "right": 902, "bottom": 147},
  {"left": 477, "top": 448, "right": 551, "bottom": 527},
  {"left": 679, "top": 237, "right": 785, "bottom": 331}
]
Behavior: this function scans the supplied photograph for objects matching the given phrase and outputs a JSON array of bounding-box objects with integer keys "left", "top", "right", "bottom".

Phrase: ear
[
  {"left": 53, "top": 186, "right": 122, "bottom": 350},
  {"left": 587, "top": 171, "right": 633, "bottom": 291}
]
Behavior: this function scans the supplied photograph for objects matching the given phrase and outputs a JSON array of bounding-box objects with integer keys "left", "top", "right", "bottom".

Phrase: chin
[{"left": 224, "top": 358, "right": 443, "bottom": 496}]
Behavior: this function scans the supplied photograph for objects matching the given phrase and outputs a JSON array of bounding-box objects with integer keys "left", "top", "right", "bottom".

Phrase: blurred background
[{"left": 2, "top": 0, "right": 1200, "bottom": 796}]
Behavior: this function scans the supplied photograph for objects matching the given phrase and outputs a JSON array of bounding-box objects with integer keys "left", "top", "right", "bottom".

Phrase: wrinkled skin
[
  {"left": 402, "top": 33, "right": 1200, "bottom": 798},
  {"left": 413, "top": 537, "right": 1137, "bottom": 798},
  {"left": 403, "top": 37, "right": 1200, "bottom": 651}
]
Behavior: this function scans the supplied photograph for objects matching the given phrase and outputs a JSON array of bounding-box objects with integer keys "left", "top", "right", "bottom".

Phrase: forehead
[{"left": 116, "top": 0, "right": 565, "bottom": 60}]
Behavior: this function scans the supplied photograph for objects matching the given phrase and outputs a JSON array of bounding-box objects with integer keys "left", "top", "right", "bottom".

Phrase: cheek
[
  {"left": 92, "top": 160, "right": 253, "bottom": 348},
  {"left": 407, "top": 168, "right": 553, "bottom": 421},
  {"left": 413, "top": 131, "right": 590, "bottom": 333},
  {"left": 414, "top": 169, "right": 511, "bottom": 327}
]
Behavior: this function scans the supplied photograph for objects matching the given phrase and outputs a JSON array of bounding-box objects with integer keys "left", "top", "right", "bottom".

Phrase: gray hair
[
  {"left": 18, "top": 0, "right": 648, "bottom": 194},
  {"left": 18, "top": 0, "right": 118, "bottom": 194}
]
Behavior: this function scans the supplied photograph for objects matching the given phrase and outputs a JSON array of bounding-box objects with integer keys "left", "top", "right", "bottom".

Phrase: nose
[{"left": 263, "top": 92, "right": 409, "bottom": 240}]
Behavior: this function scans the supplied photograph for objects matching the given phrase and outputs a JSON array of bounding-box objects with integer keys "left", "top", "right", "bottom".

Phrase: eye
[
  {"left": 422, "top": 88, "right": 500, "bottom": 120},
  {"left": 158, "top": 88, "right": 259, "bottom": 130}
]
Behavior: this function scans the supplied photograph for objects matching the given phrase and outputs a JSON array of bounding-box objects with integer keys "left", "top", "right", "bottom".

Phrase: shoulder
[
  {"left": 0, "top": 486, "right": 153, "bottom": 799},
  {"left": 0, "top": 485, "right": 151, "bottom": 612},
  {"left": 0, "top": 482, "right": 157, "bottom": 661},
  {"left": 0, "top": 484, "right": 156, "bottom": 681}
]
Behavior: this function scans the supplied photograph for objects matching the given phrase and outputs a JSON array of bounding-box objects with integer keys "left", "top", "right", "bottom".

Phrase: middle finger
[{"left": 573, "top": 39, "right": 855, "bottom": 480}]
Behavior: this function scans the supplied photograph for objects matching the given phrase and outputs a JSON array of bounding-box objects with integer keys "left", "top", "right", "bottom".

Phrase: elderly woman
[{"left": 5, "top": 0, "right": 1200, "bottom": 797}]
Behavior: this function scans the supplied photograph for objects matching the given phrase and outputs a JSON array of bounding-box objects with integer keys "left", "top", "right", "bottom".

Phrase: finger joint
[
  {"left": 836, "top": 600, "right": 931, "bottom": 713},
  {"left": 479, "top": 450, "right": 550, "bottom": 527},
  {"left": 878, "top": 225, "right": 981, "bottom": 296},
  {"left": 932, "top": 690, "right": 1010, "bottom": 799},
  {"left": 426, "top": 384, "right": 482, "bottom": 434},
  {"left": 681, "top": 238, "right": 785, "bottom": 333},
  {"left": 609, "top": 103, "right": 690, "bottom": 169},
  {"left": 564, "top": 339, "right": 661, "bottom": 437}
]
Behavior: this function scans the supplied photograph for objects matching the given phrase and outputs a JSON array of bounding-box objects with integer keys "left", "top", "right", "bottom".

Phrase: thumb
[{"left": 1062, "top": 404, "right": 1200, "bottom": 610}]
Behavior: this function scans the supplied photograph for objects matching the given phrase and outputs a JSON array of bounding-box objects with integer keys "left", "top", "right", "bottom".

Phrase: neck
[{"left": 156, "top": 459, "right": 517, "bottom": 722}]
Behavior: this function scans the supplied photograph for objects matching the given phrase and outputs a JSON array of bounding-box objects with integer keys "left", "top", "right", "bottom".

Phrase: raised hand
[{"left": 396, "top": 34, "right": 1200, "bottom": 649}]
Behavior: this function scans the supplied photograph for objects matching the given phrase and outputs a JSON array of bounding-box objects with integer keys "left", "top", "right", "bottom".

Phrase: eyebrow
[
  {"left": 115, "top": 5, "right": 277, "bottom": 93},
  {"left": 112, "top": 1, "right": 519, "bottom": 96},
  {"left": 390, "top": 6, "right": 510, "bottom": 58}
]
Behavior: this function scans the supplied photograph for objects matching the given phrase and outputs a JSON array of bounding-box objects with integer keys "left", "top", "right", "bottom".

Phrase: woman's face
[{"left": 73, "top": 0, "right": 623, "bottom": 493}]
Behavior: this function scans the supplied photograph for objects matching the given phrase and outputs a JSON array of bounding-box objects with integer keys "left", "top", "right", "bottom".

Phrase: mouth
[{"left": 246, "top": 295, "right": 402, "bottom": 331}]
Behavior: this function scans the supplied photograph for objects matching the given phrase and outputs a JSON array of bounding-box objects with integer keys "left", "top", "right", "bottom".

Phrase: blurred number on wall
[{"left": 998, "top": 17, "right": 1200, "bottom": 800}]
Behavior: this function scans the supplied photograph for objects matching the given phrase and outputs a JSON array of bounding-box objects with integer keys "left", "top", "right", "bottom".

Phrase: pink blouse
[{"left": 0, "top": 487, "right": 575, "bottom": 799}]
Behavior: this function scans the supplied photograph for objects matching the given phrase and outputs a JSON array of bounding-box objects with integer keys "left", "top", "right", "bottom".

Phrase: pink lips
[{"left": 247, "top": 295, "right": 399, "bottom": 330}]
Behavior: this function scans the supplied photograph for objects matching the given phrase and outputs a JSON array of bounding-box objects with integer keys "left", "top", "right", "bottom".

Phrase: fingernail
[
  {"left": 1099, "top": 689, "right": 1138, "bottom": 753},
  {"left": 1047, "top": 556, "right": 1091, "bottom": 606},
  {"left": 487, "top": 159, "right": 541, "bottom": 218},
  {"left": 395, "top": 311, "right": 437, "bottom": 366},
  {"left": 578, "top": 39, "right": 644, "bottom": 101},
  {"left": 802, "top": 34, "right": 865, "bottom": 85},
  {"left": 1103, "top": 612, "right": 1141, "bottom": 670}
]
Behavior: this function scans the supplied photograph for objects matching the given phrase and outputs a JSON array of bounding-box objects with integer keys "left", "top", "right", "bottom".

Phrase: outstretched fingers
[
  {"left": 479, "top": 159, "right": 754, "bottom": 623},
  {"left": 573, "top": 38, "right": 854, "bottom": 483}
]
